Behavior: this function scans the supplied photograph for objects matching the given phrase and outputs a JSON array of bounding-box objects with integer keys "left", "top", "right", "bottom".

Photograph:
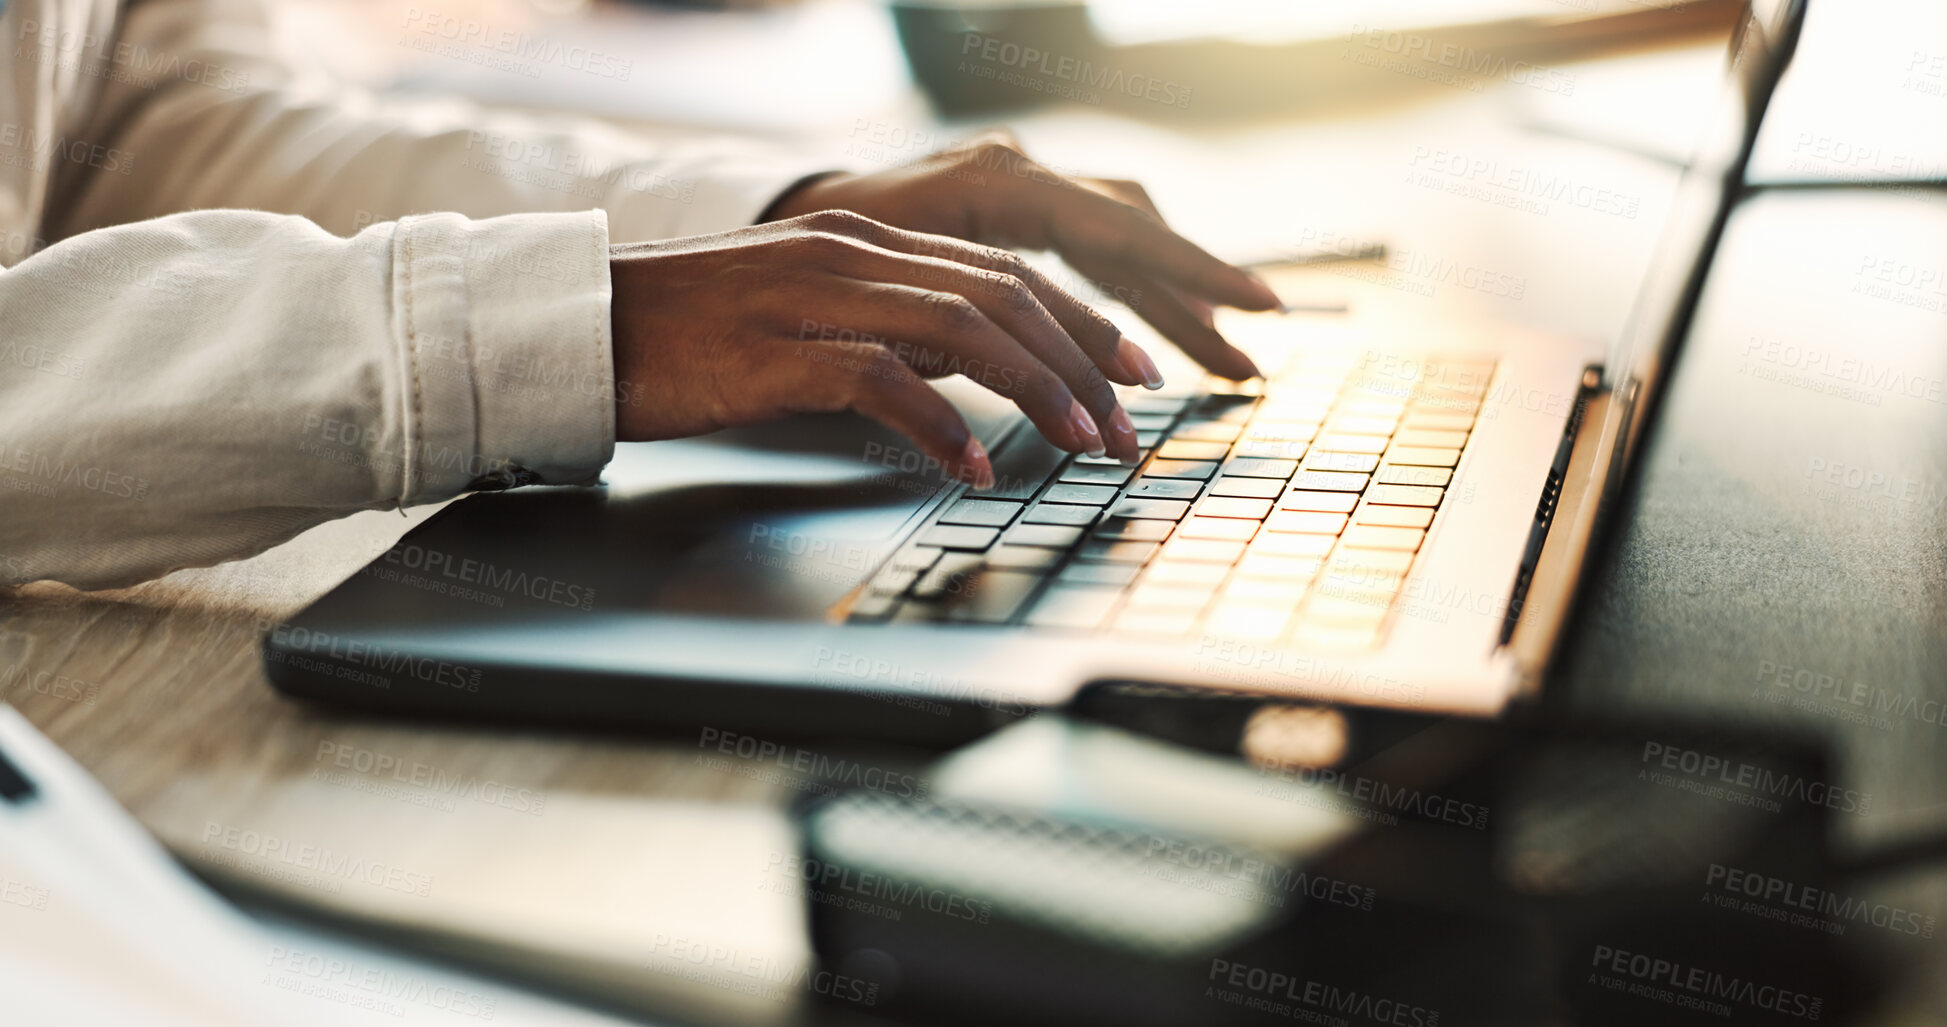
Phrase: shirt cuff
[{"left": 389, "top": 210, "right": 615, "bottom": 503}]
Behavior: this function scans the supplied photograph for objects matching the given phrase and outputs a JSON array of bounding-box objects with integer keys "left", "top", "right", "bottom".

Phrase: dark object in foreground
[{"left": 800, "top": 709, "right": 1873, "bottom": 1026}]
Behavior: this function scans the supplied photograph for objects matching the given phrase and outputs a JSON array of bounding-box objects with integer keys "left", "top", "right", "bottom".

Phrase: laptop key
[
  {"left": 940, "top": 499, "right": 1023, "bottom": 527},
  {"left": 1127, "top": 477, "right": 1203, "bottom": 501},
  {"left": 1233, "top": 440, "right": 1308, "bottom": 461},
  {"left": 1129, "top": 581, "right": 1220, "bottom": 608},
  {"left": 1075, "top": 449, "right": 1148, "bottom": 466},
  {"left": 1265, "top": 511, "right": 1348, "bottom": 535},
  {"left": 1145, "top": 561, "right": 1228, "bottom": 584},
  {"left": 1303, "top": 452, "right": 1379, "bottom": 474},
  {"left": 1126, "top": 396, "right": 1193, "bottom": 415},
  {"left": 1110, "top": 498, "right": 1192, "bottom": 521},
  {"left": 1176, "top": 517, "right": 1258, "bottom": 541},
  {"left": 1282, "top": 490, "right": 1359, "bottom": 513},
  {"left": 1206, "top": 601, "right": 1294, "bottom": 641},
  {"left": 1077, "top": 539, "right": 1160, "bottom": 563},
  {"left": 917, "top": 525, "right": 1000, "bottom": 550},
  {"left": 1289, "top": 471, "right": 1369, "bottom": 492},
  {"left": 1326, "top": 416, "right": 1399, "bottom": 437},
  {"left": 1400, "top": 412, "right": 1476, "bottom": 432},
  {"left": 1356, "top": 505, "right": 1433, "bottom": 528},
  {"left": 1059, "top": 562, "right": 1142, "bottom": 587},
  {"left": 1159, "top": 538, "right": 1246, "bottom": 563},
  {"left": 1236, "top": 553, "right": 1322, "bottom": 579},
  {"left": 1059, "top": 464, "right": 1135, "bottom": 486},
  {"left": 868, "top": 566, "right": 922, "bottom": 595},
  {"left": 1221, "top": 457, "right": 1298, "bottom": 479},
  {"left": 913, "top": 552, "right": 988, "bottom": 598},
  {"left": 1173, "top": 421, "right": 1243, "bottom": 443},
  {"left": 1385, "top": 447, "right": 1461, "bottom": 467},
  {"left": 1341, "top": 525, "right": 1426, "bottom": 551},
  {"left": 1198, "top": 497, "right": 1274, "bottom": 520},
  {"left": 1375, "top": 466, "right": 1452, "bottom": 488},
  {"left": 1026, "top": 586, "right": 1121, "bottom": 630},
  {"left": 892, "top": 547, "right": 943, "bottom": 572},
  {"left": 1329, "top": 549, "right": 1415, "bottom": 574},
  {"left": 1006, "top": 524, "right": 1086, "bottom": 548},
  {"left": 1145, "top": 460, "right": 1219, "bottom": 480},
  {"left": 1394, "top": 429, "right": 1469, "bottom": 449},
  {"left": 940, "top": 570, "right": 1046, "bottom": 623},
  {"left": 986, "top": 545, "right": 1067, "bottom": 571},
  {"left": 1128, "top": 413, "right": 1177, "bottom": 431},
  {"left": 1043, "top": 483, "right": 1119, "bottom": 505},
  {"left": 1366, "top": 484, "right": 1443, "bottom": 507},
  {"left": 1157, "top": 440, "right": 1231, "bottom": 461},
  {"left": 1313, "top": 434, "right": 1390, "bottom": 454},
  {"left": 1022, "top": 503, "right": 1100, "bottom": 527},
  {"left": 1251, "top": 533, "right": 1336, "bottom": 557},
  {"left": 1094, "top": 517, "right": 1175, "bottom": 541},
  {"left": 1208, "top": 476, "right": 1283, "bottom": 499}
]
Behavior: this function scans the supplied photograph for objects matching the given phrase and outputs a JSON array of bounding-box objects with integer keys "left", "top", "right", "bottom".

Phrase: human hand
[
  {"left": 763, "top": 133, "right": 1281, "bottom": 380},
  {"left": 610, "top": 210, "right": 1165, "bottom": 488}
]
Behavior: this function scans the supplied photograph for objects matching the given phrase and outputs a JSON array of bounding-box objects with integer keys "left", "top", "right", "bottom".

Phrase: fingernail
[
  {"left": 1227, "top": 346, "right": 1263, "bottom": 381},
  {"left": 1107, "top": 405, "right": 1135, "bottom": 438},
  {"left": 962, "top": 438, "right": 994, "bottom": 490},
  {"left": 1118, "top": 336, "right": 1166, "bottom": 391},
  {"left": 1069, "top": 399, "right": 1106, "bottom": 458},
  {"left": 1243, "top": 271, "right": 1281, "bottom": 309}
]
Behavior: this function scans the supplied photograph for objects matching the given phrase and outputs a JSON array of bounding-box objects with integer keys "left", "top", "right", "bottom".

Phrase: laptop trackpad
[{"left": 343, "top": 382, "right": 1024, "bottom": 626}]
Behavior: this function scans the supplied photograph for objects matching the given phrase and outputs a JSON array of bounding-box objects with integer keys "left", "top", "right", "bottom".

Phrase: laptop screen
[{"left": 1604, "top": 0, "right": 1808, "bottom": 462}]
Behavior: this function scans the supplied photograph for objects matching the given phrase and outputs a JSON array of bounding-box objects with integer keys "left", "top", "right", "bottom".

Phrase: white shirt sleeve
[
  {"left": 0, "top": 0, "right": 833, "bottom": 588},
  {"left": 0, "top": 208, "right": 615, "bottom": 589}
]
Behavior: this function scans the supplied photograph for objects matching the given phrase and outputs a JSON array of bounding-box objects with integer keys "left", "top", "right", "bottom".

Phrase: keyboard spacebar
[{"left": 982, "top": 431, "right": 1068, "bottom": 501}]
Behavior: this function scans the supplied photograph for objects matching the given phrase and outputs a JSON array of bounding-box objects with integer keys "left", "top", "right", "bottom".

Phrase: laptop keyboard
[{"left": 842, "top": 355, "right": 1496, "bottom": 651}]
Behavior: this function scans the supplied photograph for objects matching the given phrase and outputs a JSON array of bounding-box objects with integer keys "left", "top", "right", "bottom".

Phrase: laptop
[{"left": 264, "top": 0, "right": 1807, "bottom": 743}]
